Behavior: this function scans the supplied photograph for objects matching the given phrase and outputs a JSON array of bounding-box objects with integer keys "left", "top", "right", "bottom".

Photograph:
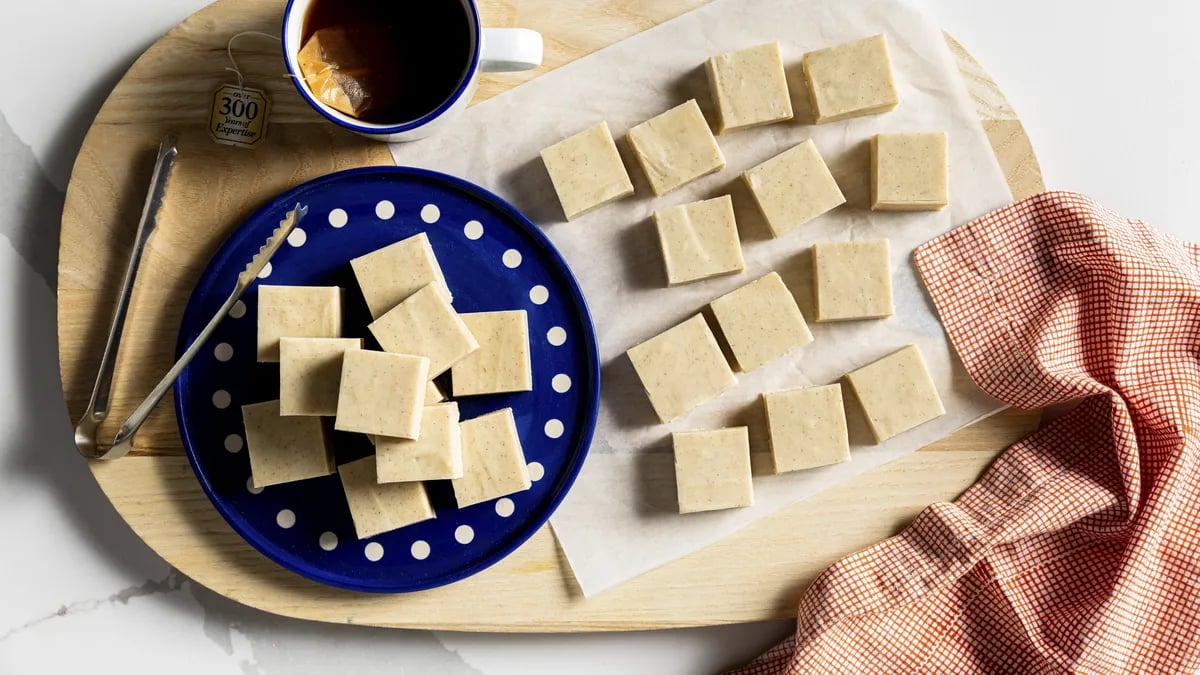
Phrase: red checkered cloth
[{"left": 731, "top": 192, "right": 1200, "bottom": 674}]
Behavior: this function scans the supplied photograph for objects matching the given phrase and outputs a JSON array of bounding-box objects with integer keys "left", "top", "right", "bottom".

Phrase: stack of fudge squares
[
  {"left": 243, "top": 232, "right": 535, "bottom": 540},
  {"left": 539, "top": 34, "right": 949, "bottom": 515}
]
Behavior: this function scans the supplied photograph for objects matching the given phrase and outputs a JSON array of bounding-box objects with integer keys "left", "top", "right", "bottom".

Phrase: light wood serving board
[{"left": 58, "top": 0, "right": 1045, "bottom": 631}]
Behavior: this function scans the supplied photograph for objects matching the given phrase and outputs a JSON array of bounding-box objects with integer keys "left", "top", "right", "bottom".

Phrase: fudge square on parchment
[
  {"left": 654, "top": 194, "right": 744, "bottom": 286},
  {"left": 627, "top": 99, "right": 726, "bottom": 196},
  {"left": 871, "top": 132, "right": 949, "bottom": 211},
  {"left": 338, "top": 455, "right": 435, "bottom": 539},
  {"left": 673, "top": 427, "right": 754, "bottom": 513},
  {"left": 845, "top": 344, "right": 945, "bottom": 443},
  {"left": 541, "top": 121, "right": 635, "bottom": 220},
  {"left": 627, "top": 314, "right": 737, "bottom": 423},
  {"left": 802, "top": 34, "right": 899, "bottom": 123},
  {"left": 742, "top": 140, "right": 845, "bottom": 238},
  {"left": 706, "top": 41, "right": 793, "bottom": 133},
  {"left": 709, "top": 271, "right": 812, "bottom": 372},
  {"left": 762, "top": 384, "right": 851, "bottom": 473},
  {"left": 350, "top": 232, "right": 453, "bottom": 319},
  {"left": 256, "top": 285, "right": 343, "bottom": 362},
  {"left": 812, "top": 239, "right": 894, "bottom": 321},
  {"left": 335, "top": 349, "right": 429, "bottom": 439},
  {"left": 242, "top": 399, "right": 334, "bottom": 489}
]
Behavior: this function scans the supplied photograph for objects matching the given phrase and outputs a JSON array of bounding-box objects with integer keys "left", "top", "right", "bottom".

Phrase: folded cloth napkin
[{"left": 731, "top": 192, "right": 1200, "bottom": 674}]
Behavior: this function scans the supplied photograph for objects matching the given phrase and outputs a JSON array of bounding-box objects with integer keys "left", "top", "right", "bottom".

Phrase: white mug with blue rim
[{"left": 282, "top": 0, "right": 542, "bottom": 142}]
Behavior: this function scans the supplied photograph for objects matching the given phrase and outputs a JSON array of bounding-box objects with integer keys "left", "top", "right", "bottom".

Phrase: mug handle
[{"left": 479, "top": 28, "right": 543, "bottom": 72}]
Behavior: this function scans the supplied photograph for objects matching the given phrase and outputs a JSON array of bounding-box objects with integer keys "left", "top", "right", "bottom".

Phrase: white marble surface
[{"left": 1, "top": 1, "right": 1191, "bottom": 673}]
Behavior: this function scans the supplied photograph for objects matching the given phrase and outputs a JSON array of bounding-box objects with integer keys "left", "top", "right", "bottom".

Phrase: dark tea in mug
[{"left": 299, "top": 0, "right": 473, "bottom": 124}]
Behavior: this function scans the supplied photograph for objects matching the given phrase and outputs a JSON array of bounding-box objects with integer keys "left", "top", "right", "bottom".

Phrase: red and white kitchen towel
[{"left": 732, "top": 192, "right": 1200, "bottom": 673}]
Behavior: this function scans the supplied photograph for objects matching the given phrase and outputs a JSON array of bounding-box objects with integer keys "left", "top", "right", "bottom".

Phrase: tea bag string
[{"left": 225, "top": 30, "right": 293, "bottom": 89}]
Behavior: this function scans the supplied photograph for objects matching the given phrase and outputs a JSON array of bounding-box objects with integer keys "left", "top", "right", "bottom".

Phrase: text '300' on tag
[{"left": 209, "top": 84, "right": 270, "bottom": 148}]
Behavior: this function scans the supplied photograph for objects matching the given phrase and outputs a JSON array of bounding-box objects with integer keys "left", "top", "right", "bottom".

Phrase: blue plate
[{"left": 174, "top": 166, "right": 599, "bottom": 593}]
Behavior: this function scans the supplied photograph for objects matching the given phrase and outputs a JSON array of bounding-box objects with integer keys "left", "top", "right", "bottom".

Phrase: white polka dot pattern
[{"left": 411, "top": 540, "right": 431, "bottom": 560}]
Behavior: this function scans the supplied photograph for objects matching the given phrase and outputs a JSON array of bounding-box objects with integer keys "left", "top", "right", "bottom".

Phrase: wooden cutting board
[{"left": 58, "top": 0, "right": 1045, "bottom": 631}]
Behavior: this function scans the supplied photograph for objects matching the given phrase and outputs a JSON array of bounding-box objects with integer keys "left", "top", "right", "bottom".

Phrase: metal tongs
[
  {"left": 73, "top": 136, "right": 176, "bottom": 459},
  {"left": 73, "top": 137, "right": 307, "bottom": 459}
]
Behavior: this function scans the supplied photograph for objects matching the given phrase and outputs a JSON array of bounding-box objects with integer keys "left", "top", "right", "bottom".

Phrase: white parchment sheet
[{"left": 390, "top": 0, "right": 1013, "bottom": 596}]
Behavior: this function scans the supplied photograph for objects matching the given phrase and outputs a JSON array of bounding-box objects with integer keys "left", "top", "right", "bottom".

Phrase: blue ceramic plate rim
[{"left": 172, "top": 165, "right": 600, "bottom": 593}]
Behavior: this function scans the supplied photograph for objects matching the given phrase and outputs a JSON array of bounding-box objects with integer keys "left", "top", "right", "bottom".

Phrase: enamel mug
[{"left": 282, "top": 0, "right": 543, "bottom": 142}]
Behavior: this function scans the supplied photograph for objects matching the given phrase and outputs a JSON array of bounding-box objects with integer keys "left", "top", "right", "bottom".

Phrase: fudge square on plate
[
  {"left": 709, "top": 271, "right": 813, "bottom": 372},
  {"left": 450, "top": 310, "right": 532, "bottom": 396},
  {"left": 452, "top": 408, "right": 531, "bottom": 508},
  {"left": 871, "top": 132, "right": 949, "bottom": 211},
  {"left": 376, "top": 403, "right": 464, "bottom": 483},
  {"left": 242, "top": 399, "right": 334, "bottom": 489},
  {"left": 335, "top": 349, "right": 430, "bottom": 439},
  {"left": 350, "top": 232, "right": 453, "bottom": 319},
  {"left": 626, "top": 314, "right": 737, "bottom": 423},
  {"left": 762, "top": 384, "right": 850, "bottom": 473},
  {"left": 279, "top": 337, "right": 362, "bottom": 416},
  {"left": 369, "top": 283, "right": 479, "bottom": 377},
  {"left": 673, "top": 427, "right": 754, "bottom": 513},
  {"left": 338, "top": 455, "right": 435, "bottom": 539},
  {"left": 706, "top": 41, "right": 793, "bottom": 133},
  {"left": 845, "top": 344, "right": 945, "bottom": 443},
  {"left": 627, "top": 99, "right": 726, "bottom": 196},
  {"left": 742, "top": 140, "right": 845, "bottom": 238},
  {"left": 812, "top": 239, "right": 894, "bottom": 321},
  {"left": 256, "top": 285, "right": 343, "bottom": 362},
  {"left": 802, "top": 34, "right": 899, "bottom": 124},
  {"left": 541, "top": 121, "right": 634, "bottom": 220},
  {"left": 653, "top": 194, "right": 744, "bottom": 286}
]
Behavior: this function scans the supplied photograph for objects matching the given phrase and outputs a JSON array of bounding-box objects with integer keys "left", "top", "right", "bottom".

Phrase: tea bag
[{"left": 297, "top": 25, "right": 400, "bottom": 119}]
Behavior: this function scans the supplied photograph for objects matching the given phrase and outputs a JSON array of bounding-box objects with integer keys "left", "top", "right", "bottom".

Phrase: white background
[{"left": 0, "top": 1, "right": 1192, "bottom": 673}]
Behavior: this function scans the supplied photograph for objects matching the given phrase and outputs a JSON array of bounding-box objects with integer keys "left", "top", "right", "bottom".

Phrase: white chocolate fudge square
[
  {"left": 355, "top": 379, "right": 441, "bottom": 429},
  {"left": 279, "top": 337, "right": 363, "bottom": 416},
  {"left": 377, "top": 403, "right": 463, "bottom": 482},
  {"left": 450, "top": 310, "right": 532, "bottom": 396},
  {"left": 710, "top": 272, "right": 812, "bottom": 372},
  {"left": 742, "top": 140, "right": 845, "bottom": 237},
  {"left": 541, "top": 121, "right": 634, "bottom": 220},
  {"left": 335, "top": 349, "right": 429, "bottom": 438},
  {"left": 242, "top": 399, "right": 333, "bottom": 488},
  {"left": 763, "top": 384, "right": 850, "bottom": 473},
  {"left": 452, "top": 408, "right": 531, "bottom": 507},
  {"left": 627, "top": 99, "right": 726, "bottom": 196},
  {"left": 256, "top": 285, "right": 343, "bottom": 362},
  {"left": 871, "top": 132, "right": 949, "bottom": 211},
  {"left": 338, "top": 455, "right": 435, "bottom": 539},
  {"left": 673, "top": 427, "right": 753, "bottom": 513},
  {"left": 706, "top": 42, "right": 793, "bottom": 133},
  {"left": 369, "top": 283, "right": 479, "bottom": 377},
  {"left": 627, "top": 314, "right": 737, "bottom": 423},
  {"left": 813, "top": 239, "right": 893, "bottom": 321},
  {"left": 654, "top": 195, "right": 744, "bottom": 286},
  {"left": 846, "top": 344, "right": 945, "bottom": 443},
  {"left": 350, "top": 233, "right": 452, "bottom": 319},
  {"left": 802, "top": 34, "right": 899, "bottom": 123}
]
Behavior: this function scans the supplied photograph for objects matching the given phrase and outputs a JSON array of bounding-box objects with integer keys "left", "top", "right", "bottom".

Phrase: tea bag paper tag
[{"left": 209, "top": 84, "right": 270, "bottom": 148}]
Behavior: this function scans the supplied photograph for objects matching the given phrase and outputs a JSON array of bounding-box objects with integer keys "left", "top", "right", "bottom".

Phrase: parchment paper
[{"left": 390, "top": 0, "right": 1013, "bottom": 596}]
